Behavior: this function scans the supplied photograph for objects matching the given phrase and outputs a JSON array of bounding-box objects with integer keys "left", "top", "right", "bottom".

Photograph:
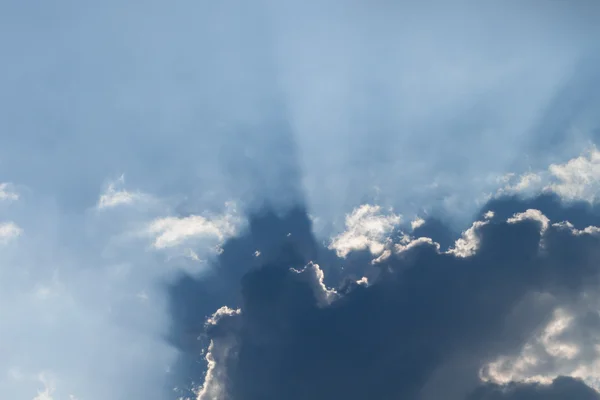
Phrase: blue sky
[{"left": 2, "top": 1, "right": 600, "bottom": 399}]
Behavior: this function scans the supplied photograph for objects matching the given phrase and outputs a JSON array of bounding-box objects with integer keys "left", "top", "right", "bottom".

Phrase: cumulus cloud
[
  {"left": 507, "top": 209, "right": 550, "bottom": 233},
  {"left": 496, "top": 173, "right": 545, "bottom": 198},
  {"left": 480, "top": 307, "right": 591, "bottom": 387},
  {"left": 2, "top": 0, "right": 600, "bottom": 399},
  {"left": 147, "top": 203, "right": 242, "bottom": 250},
  {"left": 547, "top": 147, "right": 600, "bottom": 202},
  {"left": 177, "top": 195, "right": 600, "bottom": 400},
  {"left": 496, "top": 147, "right": 600, "bottom": 204},
  {"left": 329, "top": 204, "right": 401, "bottom": 258},
  {"left": 447, "top": 219, "right": 489, "bottom": 258}
]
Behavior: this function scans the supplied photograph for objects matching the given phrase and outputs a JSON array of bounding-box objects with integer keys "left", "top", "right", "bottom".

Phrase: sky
[{"left": 2, "top": 1, "right": 600, "bottom": 399}]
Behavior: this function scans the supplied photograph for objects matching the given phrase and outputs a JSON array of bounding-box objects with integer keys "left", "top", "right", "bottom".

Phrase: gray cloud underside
[
  {"left": 468, "top": 376, "right": 600, "bottom": 400},
  {"left": 167, "top": 193, "right": 600, "bottom": 399}
]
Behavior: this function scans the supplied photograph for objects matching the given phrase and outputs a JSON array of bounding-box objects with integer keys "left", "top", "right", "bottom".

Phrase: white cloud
[
  {"left": 97, "top": 175, "right": 148, "bottom": 209},
  {"left": 0, "top": 183, "right": 19, "bottom": 202},
  {"left": 198, "top": 307, "right": 242, "bottom": 400},
  {"left": 205, "top": 306, "right": 241, "bottom": 327},
  {"left": 480, "top": 306, "right": 600, "bottom": 392},
  {"left": 329, "top": 204, "right": 401, "bottom": 258},
  {"left": 546, "top": 147, "right": 600, "bottom": 202},
  {"left": 494, "top": 148, "right": 600, "bottom": 204},
  {"left": 371, "top": 249, "right": 392, "bottom": 264},
  {"left": 356, "top": 276, "right": 369, "bottom": 286},
  {"left": 447, "top": 220, "right": 488, "bottom": 258},
  {"left": 395, "top": 236, "right": 440, "bottom": 254},
  {"left": 291, "top": 262, "right": 338, "bottom": 306},
  {"left": 507, "top": 209, "right": 550, "bottom": 233},
  {"left": 515, "top": 173, "right": 544, "bottom": 193},
  {"left": 32, "top": 374, "right": 55, "bottom": 400},
  {"left": 0, "top": 222, "right": 22, "bottom": 243},
  {"left": 411, "top": 217, "right": 425, "bottom": 230},
  {"left": 552, "top": 221, "right": 600, "bottom": 236},
  {"left": 147, "top": 202, "right": 241, "bottom": 249},
  {"left": 495, "top": 172, "right": 545, "bottom": 198}
]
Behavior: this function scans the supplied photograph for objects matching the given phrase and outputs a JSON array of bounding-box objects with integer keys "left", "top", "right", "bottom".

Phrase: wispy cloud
[
  {"left": 0, "top": 221, "right": 22, "bottom": 243},
  {"left": 329, "top": 204, "right": 401, "bottom": 258},
  {"left": 147, "top": 202, "right": 242, "bottom": 250},
  {"left": 0, "top": 183, "right": 19, "bottom": 202},
  {"left": 97, "top": 175, "right": 149, "bottom": 209},
  {"left": 495, "top": 147, "right": 600, "bottom": 203}
]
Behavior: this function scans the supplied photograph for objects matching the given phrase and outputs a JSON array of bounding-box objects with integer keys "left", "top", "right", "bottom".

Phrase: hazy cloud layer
[
  {"left": 0, "top": 178, "right": 241, "bottom": 399},
  {"left": 2, "top": 1, "right": 600, "bottom": 224}
]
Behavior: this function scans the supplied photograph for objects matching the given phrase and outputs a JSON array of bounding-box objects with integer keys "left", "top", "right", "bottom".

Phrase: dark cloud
[
  {"left": 411, "top": 217, "right": 457, "bottom": 250},
  {"left": 468, "top": 376, "right": 600, "bottom": 399},
  {"left": 167, "top": 205, "right": 320, "bottom": 397},
  {"left": 167, "top": 195, "right": 600, "bottom": 399}
]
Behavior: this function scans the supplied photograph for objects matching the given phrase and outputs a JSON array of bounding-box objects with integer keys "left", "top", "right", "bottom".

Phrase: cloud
[
  {"left": 479, "top": 265, "right": 600, "bottom": 393},
  {"left": 0, "top": 177, "right": 250, "bottom": 400},
  {"left": 496, "top": 173, "right": 545, "bottom": 198},
  {"left": 97, "top": 175, "right": 149, "bottom": 209},
  {"left": 196, "top": 306, "right": 241, "bottom": 400},
  {"left": 547, "top": 147, "right": 600, "bottom": 202},
  {"left": 182, "top": 197, "right": 600, "bottom": 400},
  {"left": 165, "top": 205, "right": 322, "bottom": 399},
  {"left": 507, "top": 209, "right": 550, "bottom": 233},
  {"left": 273, "top": 1, "right": 600, "bottom": 226},
  {"left": 496, "top": 147, "right": 600, "bottom": 204},
  {"left": 147, "top": 202, "right": 242, "bottom": 250},
  {"left": 32, "top": 374, "right": 55, "bottom": 400},
  {"left": 0, "top": 221, "right": 22, "bottom": 243},
  {"left": 2, "top": 0, "right": 599, "bottom": 232},
  {"left": 468, "top": 376, "right": 600, "bottom": 399},
  {"left": 447, "top": 219, "right": 488, "bottom": 258},
  {"left": 291, "top": 262, "right": 338, "bottom": 307},
  {"left": 0, "top": 183, "right": 19, "bottom": 202},
  {"left": 411, "top": 217, "right": 426, "bottom": 230},
  {"left": 1, "top": 1, "right": 600, "bottom": 399},
  {"left": 329, "top": 204, "right": 401, "bottom": 258}
]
